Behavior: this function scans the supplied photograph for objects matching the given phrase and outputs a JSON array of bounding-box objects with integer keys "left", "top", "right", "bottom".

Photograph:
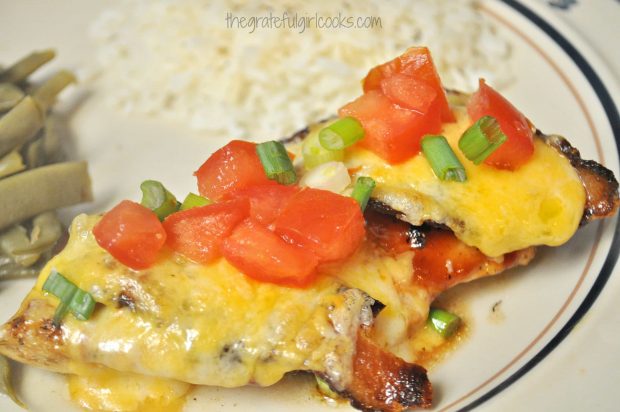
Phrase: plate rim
[{"left": 455, "top": 1, "right": 620, "bottom": 410}]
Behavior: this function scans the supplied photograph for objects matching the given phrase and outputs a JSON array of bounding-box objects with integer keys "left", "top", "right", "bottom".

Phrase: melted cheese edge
[
  {"left": 22, "top": 215, "right": 372, "bottom": 398},
  {"left": 343, "top": 108, "right": 586, "bottom": 257}
]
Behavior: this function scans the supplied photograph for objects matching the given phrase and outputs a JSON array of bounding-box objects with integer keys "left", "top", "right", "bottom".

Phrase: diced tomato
[
  {"left": 380, "top": 73, "right": 437, "bottom": 114},
  {"left": 362, "top": 47, "right": 455, "bottom": 122},
  {"left": 194, "top": 140, "right": 277, "bottom": 202},
  {"left": 93, "top": 200, "right": 166, "bottom": 270},
  {"left": 467, "top": 79, "right": 534, "bottom": 170},
  {"left": 273, "top": 188, "right": 365, "bottom": 263},
  {"left": 233, "top": 184, "right": 300, "bottom": 225},
  {"left": 222, "top": 218, "right": 318, "bottom": 287},
  {"left": 163, "top": 198, "right": 249, "bottom": 264},
  {"left": 339, "top": 90, "right": 441, "bottom": 164}
]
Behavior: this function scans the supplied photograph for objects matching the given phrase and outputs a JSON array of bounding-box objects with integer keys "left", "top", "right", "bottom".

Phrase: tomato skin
[
  {"left": 93, "top": 200, "right": 166, "bottom": 270},
  {"left": 273, "top": 188, "right": 365, "bottom": 263},
  {"left": 363, "top": 47, "right": 454, "bottom": 122},
  {"left": 467, "top": 79, "right": 534, "bottom": 170},
  {"left": 163, "top": 198, "right": 249, "bottom": 264},
  {"left": 194, "top": 140, "right": 276, "bottom": 202},
  {"left": 339, "top": 91, "right": 441, "bottom": 164},
  {"left": 232, "top": 184, "right": 300, "bottom": 225},
  {"left": 222, "top": 218, "right": 318, "bottom": 288},
  {"left": 380, "top": 73, "right": 437, "bottom": 114}
]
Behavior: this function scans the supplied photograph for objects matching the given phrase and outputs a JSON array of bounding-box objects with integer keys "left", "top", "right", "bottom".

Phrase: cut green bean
[
  {"left": 0, "top": 151, "right": 25, "bottom": 179},
  {"left": 140, "top": 180, "right": 179, "bottom": 220},
  {"left": 0, "top": 49, "right": 55, "bottom": 84},
  {"left": 0, "top": 355, "right": 25, "bottom": 408},
  {"left": 0, "top": 96, "right": 45, "bottom": 158},
  {"left": 0, "top": 83, "right": 25, "bottom": 112},
  {"left": 15, "top": 212, "right": 62, "bottom": 255},
  {"left": 32, "top": 70, "right": 76, "bottom": 112},
  {"left": 180, "top": 193, "right": 212, "bottom": 210},
  {"left": 0, "top": 161, "right": 92, "bottom": 231},
  {"left": 0, "top": 225, "right": 40, "bottom": 267}
]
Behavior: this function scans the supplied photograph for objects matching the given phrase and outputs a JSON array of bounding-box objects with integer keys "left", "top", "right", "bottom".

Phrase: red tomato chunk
[
  {"left": 363, "top": 46, "right": 454, "bottom": 122},
  {"left": 222, "top": 218, "right": 318, "bottom": 287},
  {"left": 273, "top": 188, "right": 365, "bottom": 263},
  {"left": 232, "top": 184, "right": 299, "bottom": 225},
  {"left": 194, "top": 140, "right": 276, "bottom": 202},
  {"left": 467, "top": 79, "right": 534, "bottom": 170},
  {"left": 339, "top": 91, "right": 441, "bottom": 164},
  {"left": 163, "top": 198, "right": 249, "bottom": 264},
  {"left": 93, "top": 200, "right": 166, "bottom": 270}
]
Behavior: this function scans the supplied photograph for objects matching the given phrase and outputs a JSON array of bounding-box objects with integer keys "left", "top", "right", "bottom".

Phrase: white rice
[{"left": 89, "top": 0, "right": 512, "bottom": 140}]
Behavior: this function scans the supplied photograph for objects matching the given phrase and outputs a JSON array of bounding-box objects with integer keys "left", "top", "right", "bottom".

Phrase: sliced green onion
[
  {"left": 180, "top": 192, "right": 212, "bottom": 211},
  {"left": 428, "top": 308, "right": 461, "bottom": 338},
  {"left": 458, "top": 115, "right": 507, "bottom": 164},
  {"left": 256, "top": 141, "right": 296, "bottom": 185},
  {"left": 421, "top": 135, "right": 467, "bottom": 182},
  {"left": 316, "top": 375, "right": 339, "bottom": 399},
  {"left": 351, "top": 176, "right": 376, "bottom": 211},
  {"left": 318, "top": 117, "right": 365, "bottom": 150},
  {"left": 42, "top": 270, "right": 95, "bottom": 322},
  {"left": 302, "top": 125, "right": 344, "bottom": 170},
  {"left": 140, "top": 180, "right": 179, "bottom": 220},
  {"left": 68, "top": 289, "right": 96, "bottom": 321}
]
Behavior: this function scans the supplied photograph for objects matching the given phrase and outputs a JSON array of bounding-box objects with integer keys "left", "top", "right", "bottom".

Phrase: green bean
[
  {"left": 0, "top": 355, "right": 24, "bottom": 408},
  {"left": 32, "top": 70, "right": 76, "bottom": 113},
  {"left": 0, "top": 151, "right": 25, "bottom": 179},
  {"left": 0, "top": 255, "right": 40, "bottom": 279},
  {"left": 0, "top": 83, "right": 24, "bottom": 112},
  {"left": 0, "top": 161, "right": 92, "bottom": 231},
  {"left": 16, "top": 212, "right": 62, "bottom": 255},
  {"left": 0, "top": 49, "right": 55, "bottom": 84},
  {"left": 0, "top": 225, "right": 40, "bottom": 267},
  {"left": 0, "top": 96, "right": 45, "bottom": 158}
]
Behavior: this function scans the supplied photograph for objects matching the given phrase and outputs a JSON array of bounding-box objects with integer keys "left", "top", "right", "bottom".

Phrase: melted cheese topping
[
  {"left": 343, "top": 108, "right": 586, "bottom": 257},
  {"left": 68, "top": 366, "right": 190, "bottom": 412},
  {"left": 24, "top": 215, "right": 371, "bottom": 392}
]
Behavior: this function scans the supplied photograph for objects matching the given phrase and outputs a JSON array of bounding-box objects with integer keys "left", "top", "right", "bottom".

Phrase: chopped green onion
[
  {"left": 315, "top": 375, "right": 339, "bottom": 399},
  {"left": 458, "top": 115, "right": 507, "bottom": 164},
  {"left": 302, "top": 125, "right": 344, "bottom": 170},
  {"left": 256, "top": 141, "right": 297, "bottom": 185},
  {"left": 68, "top": 289, "right": 96, "bottom": 321},
  {"left": 318, "top": 117, "right": 365, "bottom": 150},
  {"left": 140, "top": 180, "right": 179, "bottom": 220},
  {"left": 421, "top": 135, "right": 467, "bottom": 182},
  {"left": 42, "top": 270, "right": 96, "bottom": 322},
  {"left": 428, "top": 308, "right": 461, "bottom": 338},
  {"left": 351, "top": 176, "right": 376, "bottom": 211},
  {"left": 180, "top": 192, "right": 212, "bottom": 210}
]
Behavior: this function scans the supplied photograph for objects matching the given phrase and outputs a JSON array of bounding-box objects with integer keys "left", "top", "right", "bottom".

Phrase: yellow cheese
[
  {"left": 68, "top": 365, "right": 190, "bottom": 412},
  {"left": 10, "top": 214, "right": 371, "bottom": 393},
  {"left": 344, "top": 108, "right": 586, "bottom": 257}
]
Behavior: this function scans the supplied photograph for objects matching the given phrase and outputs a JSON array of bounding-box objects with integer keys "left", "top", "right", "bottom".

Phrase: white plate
[{"left": 0, "top": 1, "right": 618, "bottom": 411}]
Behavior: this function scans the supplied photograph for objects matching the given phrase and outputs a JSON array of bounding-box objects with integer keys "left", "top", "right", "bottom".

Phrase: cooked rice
[{"left": 89, "top": 0, "right": 512, "bottom": 140}]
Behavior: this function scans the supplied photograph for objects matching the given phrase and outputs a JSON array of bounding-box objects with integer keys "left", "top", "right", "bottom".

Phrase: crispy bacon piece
[{"left": 323, "top": 330, "right": 432, "bottom": 412}]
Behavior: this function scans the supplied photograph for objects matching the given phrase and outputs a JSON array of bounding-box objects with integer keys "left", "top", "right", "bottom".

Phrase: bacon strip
[{"left": 338, "top": 330, "right": 432, "bottom": 412}]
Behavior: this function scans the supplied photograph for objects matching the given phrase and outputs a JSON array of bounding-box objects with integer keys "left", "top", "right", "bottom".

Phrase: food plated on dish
[{"left": 0, "top": 47, "right": 617, "bottom": 412}]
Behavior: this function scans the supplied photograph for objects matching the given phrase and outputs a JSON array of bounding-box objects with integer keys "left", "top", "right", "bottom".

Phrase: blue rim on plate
[{"left": 458, "top": 1, "right": 620, "bottom": 410}]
